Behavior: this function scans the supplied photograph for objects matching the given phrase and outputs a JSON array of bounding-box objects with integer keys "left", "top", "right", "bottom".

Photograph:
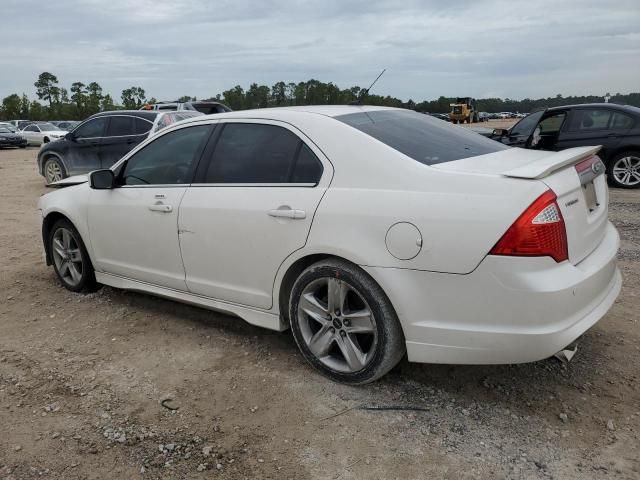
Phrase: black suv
[
  {"left": 491, "top": 103, "right": 640, "bottom": 188},
  {"left": 38, "top": 110, "right": 159, "bottom": 184}
]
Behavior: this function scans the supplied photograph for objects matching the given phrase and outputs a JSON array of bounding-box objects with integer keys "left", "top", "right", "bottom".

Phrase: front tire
[
  {"left": 289, "top": 259, "right": 405, "bottom": 384},
  {"left": 49, "top": 219, "right": 98, "bottom": 293},
  {"left": 43, "top": 157, "right": 67, "bottom": 184},
  {"left": 608, "top": 151, "right": 640, "bottom": 189}
]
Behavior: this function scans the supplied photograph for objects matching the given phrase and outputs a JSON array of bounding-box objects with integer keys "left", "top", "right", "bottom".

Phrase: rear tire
[
  {"left": 607, "top": 151, "right": 640, "bottom": 189},
  {"left": 48, "top": 219, "right": 99, "bottom": 293},
  {"left": 289, "top": 259, "right": 405, "bottom": 384}
]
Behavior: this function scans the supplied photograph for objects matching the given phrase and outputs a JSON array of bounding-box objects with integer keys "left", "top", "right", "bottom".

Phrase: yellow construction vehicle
[{"left": 449, "top": 97, "right": 479, "bottom": 124}]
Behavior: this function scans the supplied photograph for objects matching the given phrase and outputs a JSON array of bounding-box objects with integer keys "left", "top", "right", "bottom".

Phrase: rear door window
[
  {"left": 203, "top": 123, "right": 321, "bottom": 183},
  {"left": 134, "top": 117, "right": 153, "bottom": 135},
  {"left": 566, "top": 109, "right": 611, "bottom": 132},
  {"left": 106, "top": 116, "right": 135, "bottom": 137},
  {"left": 610, "top": 112, "right": 634, "bottom": 130}
]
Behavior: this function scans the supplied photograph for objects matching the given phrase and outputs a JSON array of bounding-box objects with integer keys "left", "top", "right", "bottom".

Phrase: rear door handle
[
  {"left": 148, "top": 204, "right": 173, "bottom": 213},
  {"left": 268, "top": 207, "right": 306, "bottom": 219}
]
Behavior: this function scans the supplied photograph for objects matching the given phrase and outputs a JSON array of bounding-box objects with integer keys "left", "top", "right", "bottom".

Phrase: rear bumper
[{"left": 364, "top": 221, "right": 621, "bottom": 364}]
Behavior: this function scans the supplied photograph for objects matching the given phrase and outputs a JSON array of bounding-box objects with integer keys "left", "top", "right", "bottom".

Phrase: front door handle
[
  {"left": 148, "top": 204, "right": 173, "bottom": 213},
  {"left": 268, "top": 207, "right": 306, "bottom": 219}
]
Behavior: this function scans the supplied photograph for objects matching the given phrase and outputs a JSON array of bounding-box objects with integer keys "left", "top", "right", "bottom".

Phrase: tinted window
[
  {"left": 204, "top": 124, "right": 302, "bottom": 183},
  {"left": 121, "top": 125, "right": 210, "bottom": 185},
  {"left": 567, "top": 109, "right": 611, "bottom": 131},
  {"left": 292, "top": 144, "right": 323, "bottom": 183},
  {"left": 538, "top": 112, "right": 566, "bottom": 133},
  {"left": 335, "top": 110, "right": 508, "bottom": 165},
  {"left": 106, "top": 116, "right": 135, "bottom": 136},
  {"left": 610, "top": 112, "right": 634, "bottom": 130},
  {"left": 510, "top": 111, "right": 543, "bottom": 137},
  {"left": 75, "top": 118, "right": 107, "bottom": 138},
  {"left": 134, "top": 117, "right": 153, "bottom": 135},
  {"left": 24, "top": 125, "right": 37, "bottom": 132}
]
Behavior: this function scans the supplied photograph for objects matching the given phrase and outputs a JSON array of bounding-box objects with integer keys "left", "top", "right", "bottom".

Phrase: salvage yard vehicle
[
  {"left": 21, "top": 122, "right": 67, "bottom": 146},
  {"left": 37, "top": 110, "right": 205, "bottom": 184},
  {"left": 37, "top": 106, "right": 621, "bottom": 384},
  {"left": 0, "top": 124, "right": 27, "bottom": 148},
  {"left": 449, "top": 97, "right": 478, "bottom": 124},
  {"left": 142, "top": 100, "right": 232, "bottom": 114},
  {"left": 491, "top": 103, "right": 640, "bottom": 188}
]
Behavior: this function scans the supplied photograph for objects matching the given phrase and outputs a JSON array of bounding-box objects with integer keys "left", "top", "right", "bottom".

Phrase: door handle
[
  {"left": 268, "top": 207, "right": 306, "bottom": 219},
  {"left": 148, "top": 204, "right": 173, "bottom": 213}
]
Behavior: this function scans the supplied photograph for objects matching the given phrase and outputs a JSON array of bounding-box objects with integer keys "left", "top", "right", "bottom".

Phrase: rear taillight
[{"left": 490, "top": 190, "right": 568, "bottom": 262}]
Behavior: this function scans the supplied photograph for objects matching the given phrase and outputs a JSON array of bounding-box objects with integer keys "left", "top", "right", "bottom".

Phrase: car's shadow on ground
[{"left": 99, "top": 283, "right": 607, "bottom": 414}]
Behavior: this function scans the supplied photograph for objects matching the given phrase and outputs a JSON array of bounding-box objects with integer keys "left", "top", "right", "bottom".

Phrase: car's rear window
[{"left": 335, "top": 110, "right": 508, "bottom": 165}]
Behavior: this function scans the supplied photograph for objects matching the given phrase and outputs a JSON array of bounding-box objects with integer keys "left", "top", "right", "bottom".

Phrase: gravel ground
[{"left": 0, "top": 146, "right": 638, "bottom": 480}]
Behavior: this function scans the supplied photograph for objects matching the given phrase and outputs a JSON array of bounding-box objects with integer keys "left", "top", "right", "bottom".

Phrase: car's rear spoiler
[{"left": 502, "top": 146, "right": 602, "bottom": 180}]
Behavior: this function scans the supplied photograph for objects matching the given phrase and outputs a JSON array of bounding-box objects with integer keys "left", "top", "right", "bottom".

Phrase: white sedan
[
  {"left": 21, "top": 122, "right": 67, "bottom": 146},
  {"left": 37, "top": 106, "right": 621, "bottom": 384}
]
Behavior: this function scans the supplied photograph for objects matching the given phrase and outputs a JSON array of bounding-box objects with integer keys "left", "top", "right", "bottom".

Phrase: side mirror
[
  {"left": 64, "top": 132, "right": 75, "bottom": 141},
  {"left": 89, "top": 169, "right": 115, "bottom": 189}
]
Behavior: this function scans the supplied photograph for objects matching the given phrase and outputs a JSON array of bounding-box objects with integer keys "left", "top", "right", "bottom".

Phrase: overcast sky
[{"left": 1, "top": 0, "right": 639, "bottom": 103}]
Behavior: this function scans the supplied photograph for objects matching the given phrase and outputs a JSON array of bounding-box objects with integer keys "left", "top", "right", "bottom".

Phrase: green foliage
[
  {"left": 34, "top": 72, "right": 60, "bottom": 108},
  {"left": 121, "top": 86, "right": 146, "bottom": 109},
  {"left": 1, "top": 71, "right": 639, "bottom": 122}
]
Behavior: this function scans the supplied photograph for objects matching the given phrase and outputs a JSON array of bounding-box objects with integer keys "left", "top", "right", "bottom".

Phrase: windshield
[
  {"left": 335, "top": 110, "right": 508, "bottom": 165},
  {"left": 36, "top": 122, "right": 60, "bottom": 131},
  {"left": 0, "top": 126, "right": 16, "bottom": 133}
]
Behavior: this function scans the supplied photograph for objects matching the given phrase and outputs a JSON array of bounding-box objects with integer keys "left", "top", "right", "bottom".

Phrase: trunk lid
[{"left": 433, "top": 146, "right": 609, "bottom": 265}]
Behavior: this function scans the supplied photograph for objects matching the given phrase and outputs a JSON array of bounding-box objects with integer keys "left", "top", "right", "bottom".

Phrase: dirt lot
[{"left": 1, "top": 146, "right": 638, "bottom": 480}]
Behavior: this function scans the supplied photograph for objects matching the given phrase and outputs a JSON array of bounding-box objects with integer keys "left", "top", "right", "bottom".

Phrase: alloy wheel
[
  {"left": 45, "top": 160, "right": 64, "bottom": 183},
  {"left": 612, "top": 155, "right": 640, "bottom": 187},
  {"left": 51, "top": 227, "right": 83, "bottom": 287},
  {"left": 297, "top": 277, "right": 378, "bottom": 373}
]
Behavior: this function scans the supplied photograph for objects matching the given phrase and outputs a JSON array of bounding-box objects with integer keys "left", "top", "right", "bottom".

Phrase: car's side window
[
  {"left": 202, "top": 123, "right": 323, "bottom": 184},
  {"left": 121, "top": 125, "right": 211, "bottom": 186},
  {"left": 566, "top": 109, "right": 612, "bottom": 132},
  {"left": 292, "top": 143, "right": 324, "bottom": 183},
  {"left": 134, "top": 118, "right": 153, "bottom": 135},
  {"left": 610, "top": 112, "right": 634, "bottom": 130},
  {"left": 75, "top": 118, "right": 107, "bottom": 139},
  {"left": 538, "top": 112, "right": 566, "bottom": 134},
  {"left": 24, "top": 125, "right": 37, "bottom": 132},
  {"left": 106, "top": 116, "right": 135, "bottom": 137}
]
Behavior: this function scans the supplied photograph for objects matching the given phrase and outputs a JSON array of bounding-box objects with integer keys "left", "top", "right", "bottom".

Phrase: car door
[
  {"left": 22, "top": 124, "right": 40, "bottom": 145},
  {"left": 178, "top": 120, "right": 332, "bottom": 309},
  {"left": 100, "top": 115, "right": 154, "bottom": 168},
  {"left": 555, "top": 108, "right": 625, "bottom": 158},
  {"left": 497, "top": 110, "right": 545, "bottom": 147},
  {"left": 87, "top": 124, "right": 213, "bottom": 290},
  {"left": 65, "top": 117, "right": 108, "bottom": 173}
]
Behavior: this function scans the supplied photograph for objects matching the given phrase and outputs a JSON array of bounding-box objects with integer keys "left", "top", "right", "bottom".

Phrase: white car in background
[
  {"left": 37, "top": 106, "right": 621, "bottom": 384},
  {"left": 21, "top": 122, "right": 67, "bottom": 146}
]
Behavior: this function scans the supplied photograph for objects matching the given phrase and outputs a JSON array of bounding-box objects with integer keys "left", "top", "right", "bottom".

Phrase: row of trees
[{"left": 1, "top": 71, "right": 639, "bottom": 122}]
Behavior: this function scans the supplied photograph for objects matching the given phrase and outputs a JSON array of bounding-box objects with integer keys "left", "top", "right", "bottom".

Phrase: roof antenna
[{"left": 350, "top": 69, "right": 386, "bottom": 105}]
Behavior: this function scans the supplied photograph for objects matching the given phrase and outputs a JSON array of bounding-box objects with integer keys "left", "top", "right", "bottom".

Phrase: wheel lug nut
[
  {"left": 329, "top": 327, "right": 335, "bottom": 334},
  {"left": 340, "top": 330, "right": 346, "bottom": 337},
  {"left": 343, "top": 319, "right": 350, "bottom": 326},
  {"left": 335, "top": 310, "right": 341, "bottom": 316}
]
